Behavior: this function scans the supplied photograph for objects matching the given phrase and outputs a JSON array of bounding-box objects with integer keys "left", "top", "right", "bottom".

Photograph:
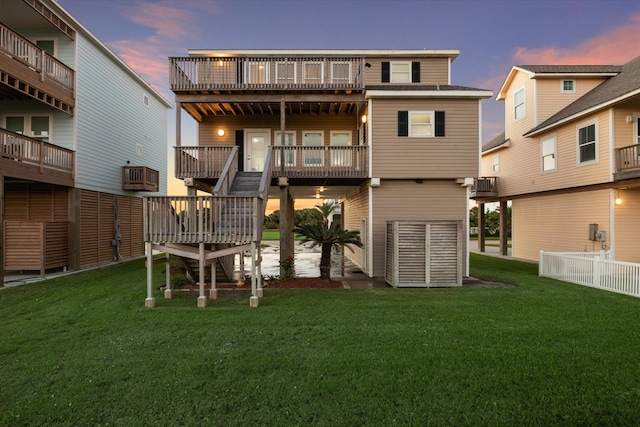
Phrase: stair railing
[{"left": 213, "top": 146, "right": 239, "bottom": 196}]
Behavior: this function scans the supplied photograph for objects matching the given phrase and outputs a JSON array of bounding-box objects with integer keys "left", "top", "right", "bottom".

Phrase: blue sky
[{"left": 56, "top": 0, "right": 640, "bottom": 193}]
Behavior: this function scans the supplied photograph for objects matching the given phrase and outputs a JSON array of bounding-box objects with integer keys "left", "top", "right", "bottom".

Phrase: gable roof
[
  {"left": 482, "top": 132, "right": 510, "bottom": 154},
  {"left": 496, "top": 64, "right": 621, "bottom": 100},
  {"left": 524, "top": 55, "right": 640, "bottom": 137}
]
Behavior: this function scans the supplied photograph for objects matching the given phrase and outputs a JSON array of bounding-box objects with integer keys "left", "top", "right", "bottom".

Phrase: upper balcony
[
  {"left": 470, "top": 177, "right": 498, "bottom": 200},
  {"left": 0, "top": 21, "right": 75, "bottom": 115},
  {"left": 170, "top": 56, "right": 364, "bottom": 93},
  {"left": 614, "top": 144, "right": 640, "bottom": 181},
  {"left": 122, "top": 166, "right": 160, "bottom": 192},
  {"left": 0, "top": 128, "right": 74, "bottom": 187}
]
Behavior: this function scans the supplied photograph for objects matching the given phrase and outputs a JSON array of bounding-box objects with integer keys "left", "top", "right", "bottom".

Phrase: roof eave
[{"left": 365, "top": 90, "right": 493, "bottom": 99}]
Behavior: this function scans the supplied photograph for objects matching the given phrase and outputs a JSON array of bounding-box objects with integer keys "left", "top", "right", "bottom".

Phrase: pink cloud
[
  {"left": 513, "top": 13, "right": 640, "bottom": 65},
  {"left": 125, "top": 2, "right": 197, "bottom": 41}
]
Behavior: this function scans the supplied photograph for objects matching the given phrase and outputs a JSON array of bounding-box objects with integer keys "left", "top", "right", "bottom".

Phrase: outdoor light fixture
[
  {"left": 217, "top": 129, "right": 225, "bottom": 137},
  {"left": 365, "top": 62, "right": 371, "bottom": 68},
  {"left": 361, "top": 114, "right": 367, "bottom": 124},
  {"left": 615, "top": 190, "right": 622, "bottom": 205}
]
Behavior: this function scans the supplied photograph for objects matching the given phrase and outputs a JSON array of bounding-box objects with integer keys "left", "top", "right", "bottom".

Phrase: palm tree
[{"left": 294, "top": 202, "right": 362, "bottom": 280}]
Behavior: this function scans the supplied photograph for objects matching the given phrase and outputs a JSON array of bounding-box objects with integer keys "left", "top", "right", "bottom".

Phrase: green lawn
[{"left": 1, "top": 254, "right": 640, "bottom": 425}]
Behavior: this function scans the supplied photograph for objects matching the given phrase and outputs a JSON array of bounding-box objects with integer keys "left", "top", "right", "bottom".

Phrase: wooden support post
[
  {"left": 256, "top": 243, "right": 263, "bottom": 298},
  {"left": 250, "top": 241, "right": 259, "bottom": 307},
  {"left": 175, "top": 101, "right": 182, "bottom": 147},
  {"left": 164, "top": 252, "right": 172, "bottom": 299},
  {"left": 210, "top": 258, "right": 217, "bottom": 300},
  {"left": 145, "top": 242, "right": 155, "bottom": 307},
  {"left": 279, "top": 184, "right": 290, "bottom": 278},
  {"left": 478, "top": 203, "right": 485, "bottom": 253},
  {"left": 499, "top": 200, "right": 508, "bottom": 256},
  {"left": 0, "top": 174, "right": 3, "bottom": 287},
  {"left": 197, "top": 242, "right": 207, "bottom": 308}
]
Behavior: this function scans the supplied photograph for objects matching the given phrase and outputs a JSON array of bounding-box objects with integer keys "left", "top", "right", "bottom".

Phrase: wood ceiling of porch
[{"left": 183, "top": 100, "right": 362, "bottom": 119}]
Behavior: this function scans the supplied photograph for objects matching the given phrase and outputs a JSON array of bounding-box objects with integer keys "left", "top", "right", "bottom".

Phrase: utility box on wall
[
  {"left": 588, "top": 224, "right": 598, "bottom": 241},
  {"left": 385, "top": 220, "right": 462, "bottom": 288}
]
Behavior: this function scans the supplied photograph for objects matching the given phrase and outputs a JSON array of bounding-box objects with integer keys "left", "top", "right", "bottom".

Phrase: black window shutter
[
  {"left": 382, "top": 62, "right": 390, "bottom": 83},
  {"left": 398, "top": 111, "right": 408, "bottom": 136},
  {"left": 412, "top": 62, "right": 420, "bottom": 83},
  {"left": 435, "top": 111, "right": 445, "bottom": 137}
]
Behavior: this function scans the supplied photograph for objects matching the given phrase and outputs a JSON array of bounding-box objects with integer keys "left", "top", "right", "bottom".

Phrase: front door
[{"left": 245, "top": 129, "right": 270, "bottom": 172}]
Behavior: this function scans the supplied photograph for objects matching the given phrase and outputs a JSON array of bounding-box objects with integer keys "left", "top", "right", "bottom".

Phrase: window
[
  {"left": 492, "top": 154, "right": 499, "bottom": 173},
  {"left": 246, "top": 61, "right": 269, "bottom": 83},
  {"left": 143, "top": 94, "right": 149, "bottom": 106},
  {"left": 382, "top": 61, "right": 420, "bottom": 83},
  {"left": 35, "top": 39, "right": 56, "bottom": 56},
  {"left": 303, "top": 131, "right": 323, "bottom": 166},
  {"left": 303, "top": 62, "right": 323, "bottom": 84},
  {"left": 276, "top": 62, "right": 296, "bottom": 84},
  {"left": 331, "top": 61, "right": 351, "bottom": 83},
  {"left": 5, "top": 115, "right": 50, "bottom": 141},
  {"left": 578, "top": 122, "right": 597, "bottom": 164},
  {"left": 541, "top": 135, "right": 556, "bottom": 172},
  {"left": 398, "top": 111, "right": 445, "bottom": 137},
  {"left": 274, "top": 131, "right": 296, "bottom": 166},
  {"left": 330, "top": 131, "right": 352, "bottom": 166},
  {"left": 136, "top": 143, "right": 143, "bottom": 157},
  {"left": 514, "top": 87, "right": 525, "bottom": 120},
  {"left": 562, "top": 80, "right": 575, "bottom": 93}
]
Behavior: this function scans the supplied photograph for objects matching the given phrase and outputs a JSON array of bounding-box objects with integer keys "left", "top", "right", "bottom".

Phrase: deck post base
[
  {"left": 257, "top": 288, "right": 263, "bottom": 298},
  {"left": 145, "top": 297, "right": 156, "bottom": 308},
  {"left": 209, "top": 289, "right": 218, "bottom": 300},
  {"left": 164, "top": 289, "right": 173, "bottom": 299},
  {"left": 250, "top": 296, "right": 259, "bottom": 308},
  {"left": 197, "top": 296, "right": 207, "bottom": 308}
]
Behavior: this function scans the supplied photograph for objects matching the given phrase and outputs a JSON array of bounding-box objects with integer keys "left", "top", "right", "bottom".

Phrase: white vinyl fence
[{"left": 539, "top": 250, "right": 640, "bottom": 297}]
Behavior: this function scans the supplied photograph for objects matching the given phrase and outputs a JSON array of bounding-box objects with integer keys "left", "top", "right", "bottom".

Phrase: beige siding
[
  {"left": 613, "top": 187, "right": 640, "bottom": 263},
  {"left": 504, "top": 71, "right": 535, "bottom": 140},
  {"left": 512, "top": 189, "right": 610, "bottom": 261},
  {"left": 486, "top": 109, "right": 612, "bottom": 197},
  {"left": 370, "top": 180, "right": 467, "bottom": 277},
  {"left": 613, "top": 104, "right": 639, "bottom": 149},
  {"left": 199, "top": 115, "right": 359, "bottom": 147},
  {"left": 536, "top": 78, "right": 609, "bottom": 124},
  {"left": 371, "top": 98, "right": 480, "bottom": 178},
  {"left": 342, "top": 184, "right": 369, "bottom": 273},
  {"left": 363, "top": 57, "right": 449, "bottom": 86}
]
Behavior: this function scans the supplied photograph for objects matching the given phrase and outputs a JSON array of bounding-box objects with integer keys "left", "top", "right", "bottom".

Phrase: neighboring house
[
  {"left": 145, "top": 48, "right": 491, "bottom": 306},
  {"left": 473, "top": 56, "right": 640, "bottom": 262},
  {"left": 1, "top": 0, "right": 171, "bottom": 283}
]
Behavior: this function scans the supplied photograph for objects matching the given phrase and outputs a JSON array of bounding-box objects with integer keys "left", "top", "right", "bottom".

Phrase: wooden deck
[
  {"left": 0, "top": 22, "right": 75, "bottom": 114},
  {"left": 614, "top": 144, "right": 640, "bottom": 181},
  {"left": 0, "top": 129, "right": 74, "bottom": 186},
  {"left": 122, "top": 166, "right": 159, "bottom": 192},
  {"left": 470, "top": 177, "right": 498, "bottom": 200}
]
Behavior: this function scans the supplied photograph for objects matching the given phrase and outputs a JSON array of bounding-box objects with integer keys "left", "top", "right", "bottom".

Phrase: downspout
[{"left": 609, "top": 108, "right": 616, "bottom": 258}]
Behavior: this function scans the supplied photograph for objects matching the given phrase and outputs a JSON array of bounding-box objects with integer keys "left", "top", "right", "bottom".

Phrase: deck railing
[
  {"left": 0, "top": 22, "right": 74, "bottom": 92},
  {"left": 122, "top": 166, "right": 159, "bottom": 192},
  {"left": 144, "top": 196, "right": 260, "bottom": 244},
  {"left": 271, "top": 145, "right": 368, "bottom": 178},
  {"left": 615, "top": 144, "right": 640, "bottom": 175},
  {"left": 170, "top": 56, "right": 364, "bottom": 91},
  {"left": 539, "top": 250, "right": 640, "bottom": 298},
  {"left": 470, "top": 177, "right": 498, "bottom": 198},
  {"left": 175, "top": 146, "right": 236, "bottom": 179},
  {"left": 0, "top": 129, "right": 74, "bottom": 175}
]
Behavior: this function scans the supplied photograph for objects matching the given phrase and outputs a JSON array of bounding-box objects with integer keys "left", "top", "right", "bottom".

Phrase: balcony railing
[
  {"left": 170, "top": 56, "right": 364, "bottom": 91},
  {"left": 0, "top": 129, "right": 74, "bottom": 184},
  {"left": 144, "top": 196, "right": 260, "bottom": 244},
  {"left": 271, "top": 145, "right": 368, "bottom": 178},
  {"left": 0, "top": 22, "right": 74, "bottom": 92},
  {"left": 615, "top": 144, "right": 640, "bottom": 180},
  {"left": 175, "top": 146, "right": 236, "bottom": 179},
  {"left": 122, "top": 166, "right": 159, "bottom": 192},
  {"left": 470, "top": 177, "right": 498, "bottom": 199}
]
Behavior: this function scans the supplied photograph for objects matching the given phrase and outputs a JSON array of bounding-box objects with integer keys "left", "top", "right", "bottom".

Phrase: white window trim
[
  {"left": 330, "top": 130, "right": 352, "bottom": 146},
  {"left": 245, "top": 61, "right": 270, "bottom": 84},
  {"left": 513, "top": 86, "right": 525, "bottom": 121},
  {"left": 302, "top": 130, "right": 324, "bottom": 166},
  {"left": 561, "top": 80, "right": 576, "bottom": 93},
  {"left": 541, "top": 134, "right": 557, "bottom": 173},
  {"left": 390, "top": 61, "right": 411, "bottom": 83},
  {"left": 491, "top": 154, "right": 500, "bottom": 173},
  {"left": 576, "top": 120, "right": 598, "bottom": 166},
  {"left": 330, "top": 130, "right": 352, "bottom": 167},
  {"left": 408, "top": 111, "right": 434, "bottom": 138},
  {"left": 274, "top": 130, "right": 296, "bottom": 166},
  {"left": 330, "top": 61, "right": 352, "bottom": 83},
  {"left": 276, "top": 62, "right": 297, "bottom": 84},
  {"left": 303, "top": 61, "right": 324, "bottom": 84}
]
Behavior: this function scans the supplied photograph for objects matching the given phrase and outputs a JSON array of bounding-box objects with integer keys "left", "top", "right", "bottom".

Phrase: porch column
[
  {"left": 478, "top": 203, "right": 485, "bottom": 253},
  {"left": 280, "top": 97, "right": 285, "bottom": 175},
  {"left": 279, "top": 184, "right": 291, "bottom": 277},
  {"left": 145, "top": 242, "right": 155, "bottom": 307},
  {"left": 175, "top": 101, "right": 182, "bottom": 147},
  {"left": 499, "top": 200, "right": 508, "bottom": 256},
  {"left": 0, "top": 174, "right": 3, "bottom": 287}
]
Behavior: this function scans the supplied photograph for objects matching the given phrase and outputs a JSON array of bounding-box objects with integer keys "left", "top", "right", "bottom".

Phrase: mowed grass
[{"left": 1, "top": 254, "right": 640, "bottom": 425}]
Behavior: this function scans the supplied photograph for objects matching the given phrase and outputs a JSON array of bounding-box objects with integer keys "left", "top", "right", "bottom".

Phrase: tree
[{"left": 294, "top": 202, "right": 362, "bottom": 280}]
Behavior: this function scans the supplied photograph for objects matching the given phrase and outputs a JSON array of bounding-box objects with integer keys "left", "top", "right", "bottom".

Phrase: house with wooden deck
[
  {"left": 145, "top": 48, "right": 492, "bottom": 307},
  {"left": 473, "top": 56, "right": 640, "bottom": 262},
  {"left": 1, "top": 0, "right": 171, "bottom": 284}
]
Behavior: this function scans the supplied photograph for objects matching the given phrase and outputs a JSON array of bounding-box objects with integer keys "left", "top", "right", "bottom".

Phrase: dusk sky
[{"left": 56, "top": 0, "right": 640, "bottom": 196}]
